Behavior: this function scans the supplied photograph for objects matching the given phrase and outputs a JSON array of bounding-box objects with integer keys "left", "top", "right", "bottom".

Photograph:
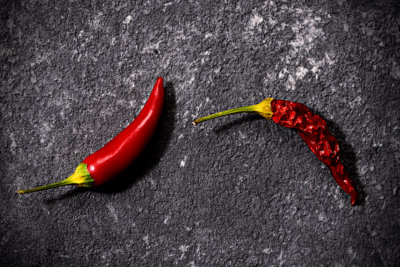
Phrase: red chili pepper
[
  {"left": 18, "top": 77, "right": 164, "bottom": 194},
  {"left": 193, "top": 97, "right": 358, "bottom": 205}
]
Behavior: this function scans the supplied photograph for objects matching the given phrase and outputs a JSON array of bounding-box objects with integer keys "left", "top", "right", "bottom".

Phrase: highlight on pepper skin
[
  {"left": 17, "top": 77, "right": 164, "bottom": 194},
  {"left": 193, "top": 97, "right": 358, "bottom": 206}
]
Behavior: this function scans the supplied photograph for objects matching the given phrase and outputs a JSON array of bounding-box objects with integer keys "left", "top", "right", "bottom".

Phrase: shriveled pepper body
[
  {"left": 194, "top": 97, "right": 358, "bottom": 206},
  {"left": 271, "top": 100, "right": 358, "bottom": 205}
]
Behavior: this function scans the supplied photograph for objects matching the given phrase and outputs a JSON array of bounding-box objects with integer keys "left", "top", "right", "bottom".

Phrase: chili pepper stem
[
  {"left": 17, "top": 163, "right": 94, "bottom": 194},
  {"left": 193, "top": 98, "right": 274, "bottom": 125}
]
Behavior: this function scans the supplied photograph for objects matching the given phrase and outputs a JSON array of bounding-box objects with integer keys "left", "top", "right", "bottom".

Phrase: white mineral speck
[
  {"left": 143, "top": 235, "right": 149, "bottom": 245},
  {"left": 123, "top": 15, "right": 132, "bottom": 24},
  {"left": 249, "top": 13, "right": 263, "bottom": 29},
  {"left": 263, "top": 248, "right": 273, "bottom": 254},
  {"left": 163, "top": 215, "right": 171, "bottom": 224},
  {"left": 296, "top": 66, "right": 309, "bottom": 79},
  {"left": 179, "top": 245, "right": 190, "bottom": 259},
  {"left": 180, "top": 156, "right": 187, "bottom": 167},
  {"left": 238, "top": 130, "right": 247, "bottom": 139},
  {"left": 106, "top": 204, "right": 118, "bottom": 223}
]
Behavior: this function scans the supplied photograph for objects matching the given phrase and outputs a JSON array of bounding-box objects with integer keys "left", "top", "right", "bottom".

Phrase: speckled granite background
[{"left": 1, "top": 0, "right": 399, "bottom": 266}]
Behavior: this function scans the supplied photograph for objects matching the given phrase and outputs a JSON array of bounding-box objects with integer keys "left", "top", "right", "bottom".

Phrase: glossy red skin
[
  {"left": 83, "top": 77, "right": 164, "bottom": 186},
  {"left": 271, "top": 99, "right": 358, "bottom": 205}
]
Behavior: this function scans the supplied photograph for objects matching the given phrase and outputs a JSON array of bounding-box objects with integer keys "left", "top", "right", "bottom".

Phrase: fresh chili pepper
[
  {"left": 18, "top": 77, "right": 164, "bottom": 194},
  {"left": 193, "top": 97, "right": 358, "bottom": 205}
]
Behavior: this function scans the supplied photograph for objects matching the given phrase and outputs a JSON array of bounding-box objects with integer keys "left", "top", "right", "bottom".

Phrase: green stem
[
  {"left": 17, "top": 163, "right": 94, "bottom": 194},
  {"left": 193, "top": 105, "right": 257, "bottom": 125},
  {"left": 17, "top": 179, "right": 73, "bottom": 194}
]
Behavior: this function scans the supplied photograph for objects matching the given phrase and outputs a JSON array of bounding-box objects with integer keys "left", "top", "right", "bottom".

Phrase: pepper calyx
[
  {"left": 254, "top": 97, "right": 274, "bottom": 120},
  {"left": 66, "top": 163, "right": 94, "bottom": 187}
]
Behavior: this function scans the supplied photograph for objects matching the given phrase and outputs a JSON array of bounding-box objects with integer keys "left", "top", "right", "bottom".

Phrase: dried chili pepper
[
  {"left": 193, "top": 97, "right": 358, "bottom": 205},
  {"left": 18, "top": 77, "right": 164, "bottom": 194}
]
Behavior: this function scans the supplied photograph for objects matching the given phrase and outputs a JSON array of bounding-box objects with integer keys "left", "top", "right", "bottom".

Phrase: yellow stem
[{"left": 193, "top": 97, "right": 274, "bottom": 125}]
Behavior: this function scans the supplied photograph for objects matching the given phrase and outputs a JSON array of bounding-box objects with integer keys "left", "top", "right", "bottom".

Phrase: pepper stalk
[
  {"left": 17, "top": 163, "right": 94, "bottom": 194},
  {"left": 193, "top": 98, "right": 274, "bottom": 125}
]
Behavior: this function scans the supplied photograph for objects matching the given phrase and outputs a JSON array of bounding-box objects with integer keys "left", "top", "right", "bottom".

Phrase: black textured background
[{"left": 1, "top": 0, "right": 400, "bottom": 266}]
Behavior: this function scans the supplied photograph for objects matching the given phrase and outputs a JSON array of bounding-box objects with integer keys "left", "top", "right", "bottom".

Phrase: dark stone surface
[{"left": 1, "top": 0, "right": 399, "bottom": 266}]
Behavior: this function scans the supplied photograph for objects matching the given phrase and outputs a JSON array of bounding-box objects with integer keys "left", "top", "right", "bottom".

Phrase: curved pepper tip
[
  {"left": 350, "top": 190, "right": 358, "bottom": 206},
  {"left": 156, "top": 77, "right": 163, "bottom": 85}
]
